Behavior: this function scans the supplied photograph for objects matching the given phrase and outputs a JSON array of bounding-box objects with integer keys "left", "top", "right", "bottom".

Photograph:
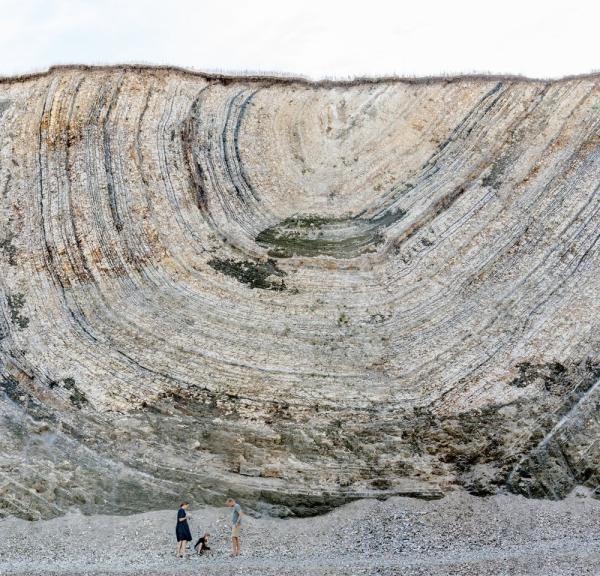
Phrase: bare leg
[{"left": 234, "top": 536, "right": 241, "bottom": 556}]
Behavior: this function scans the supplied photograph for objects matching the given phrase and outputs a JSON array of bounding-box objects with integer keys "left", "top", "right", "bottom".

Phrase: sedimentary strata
[{"left": 0, "top": 66, "right": 599, "bottom": 519}]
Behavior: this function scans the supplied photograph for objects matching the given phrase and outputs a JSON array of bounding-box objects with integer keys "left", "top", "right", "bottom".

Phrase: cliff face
[{"left": 0, "top": 67, "right": 599, "bottom": 519}]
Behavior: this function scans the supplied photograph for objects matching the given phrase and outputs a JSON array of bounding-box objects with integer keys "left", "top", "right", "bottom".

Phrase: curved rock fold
[{"left": 0, "top": 67, "right": 599, "bottom": 519}]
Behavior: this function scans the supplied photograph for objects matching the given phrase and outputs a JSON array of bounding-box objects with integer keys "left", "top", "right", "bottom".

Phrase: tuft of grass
[
  {"left": 0, "top": 235, "right": 17, "bottom": 265},
  {"left": 208, "top": 257, "right": 287, "bottom": 291},
  {"left": 338, "top": 312, "right": 350, "bottom": 326},
  {"left": 7, "top": 293, "right": 29, "bottom": 329}
]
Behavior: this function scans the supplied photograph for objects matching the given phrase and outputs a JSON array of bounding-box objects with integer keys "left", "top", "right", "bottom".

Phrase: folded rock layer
[{"left": 0, "top": 67, "right": 599, "bottom": 519}]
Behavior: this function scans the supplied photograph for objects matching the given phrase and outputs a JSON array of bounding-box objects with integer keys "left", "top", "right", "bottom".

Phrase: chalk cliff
[{"left": 0, "top": 67, "right": 599, "bottom": 519}]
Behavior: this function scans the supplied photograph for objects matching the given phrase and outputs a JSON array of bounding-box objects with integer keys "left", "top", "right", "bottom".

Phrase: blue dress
[{"left": 175, "top": 507, "right": 192, "bottom": 542}]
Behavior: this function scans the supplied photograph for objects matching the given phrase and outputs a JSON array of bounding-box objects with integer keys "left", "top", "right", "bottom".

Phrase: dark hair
[{"left": 180, "top": 501, "right": 189, "bottom": 507}]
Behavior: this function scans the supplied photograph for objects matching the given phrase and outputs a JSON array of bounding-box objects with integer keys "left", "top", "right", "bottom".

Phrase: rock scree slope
[{"left": 0, "top": 66, "right": 599, "bottom": 520}]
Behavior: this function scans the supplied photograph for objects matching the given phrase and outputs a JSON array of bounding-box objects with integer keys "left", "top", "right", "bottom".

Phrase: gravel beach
[{"left": 1, "top": 490, "right": 599, "bottom": 575}]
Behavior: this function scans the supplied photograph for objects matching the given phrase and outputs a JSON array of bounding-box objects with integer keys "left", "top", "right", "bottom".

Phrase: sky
[{"left": 1, "top": 0, "right": 598, "bottom": 79}]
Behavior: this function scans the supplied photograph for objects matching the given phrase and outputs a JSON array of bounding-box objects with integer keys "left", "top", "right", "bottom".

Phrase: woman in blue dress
[{"left": 175, "top": 502, "right": 193, "bottom": 558}]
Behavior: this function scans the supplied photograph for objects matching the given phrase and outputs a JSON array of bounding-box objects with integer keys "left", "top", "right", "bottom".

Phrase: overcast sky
[{"left": 1, "top": 0, "right": 598, "bottom": 79}]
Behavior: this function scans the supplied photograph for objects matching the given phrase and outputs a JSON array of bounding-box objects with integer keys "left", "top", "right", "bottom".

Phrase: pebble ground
[{"left": 1, "top": 491, "right": 599, "bottom": 575}]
